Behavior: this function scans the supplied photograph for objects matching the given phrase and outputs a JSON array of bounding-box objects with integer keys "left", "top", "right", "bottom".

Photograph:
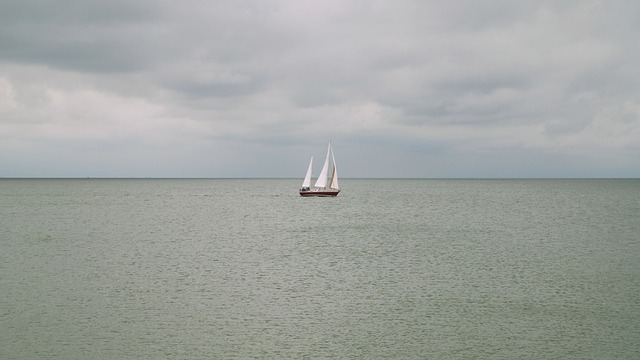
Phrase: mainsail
[{"left": 314, "top": 142, "right": 332, "bottom": 188}]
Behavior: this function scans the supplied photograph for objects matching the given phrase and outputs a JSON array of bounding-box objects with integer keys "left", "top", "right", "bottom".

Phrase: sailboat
[{"left": 300, "top": 142, "right": 340, "bottom": 197}]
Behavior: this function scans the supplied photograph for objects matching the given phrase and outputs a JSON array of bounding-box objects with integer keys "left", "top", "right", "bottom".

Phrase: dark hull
[{"left": 300, "top": 189, "right": 340, "bottom": 197}]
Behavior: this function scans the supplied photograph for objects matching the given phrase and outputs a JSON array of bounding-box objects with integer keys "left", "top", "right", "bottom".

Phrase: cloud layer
[{"left": 1, "top": 0, "right": 639, "bottom": 177}]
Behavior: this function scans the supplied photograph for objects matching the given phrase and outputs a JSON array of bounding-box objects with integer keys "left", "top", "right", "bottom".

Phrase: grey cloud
[
  {"left": 0, "top": 1, "right": 161, "bottom": 72},
  {"left": 0, "top": 0, "right": 638, "bottom": 177}
]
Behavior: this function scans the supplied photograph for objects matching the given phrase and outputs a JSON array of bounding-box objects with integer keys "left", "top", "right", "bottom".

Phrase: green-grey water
[{"left": 1, "top": 179, "right": 639, "bottom": 359}]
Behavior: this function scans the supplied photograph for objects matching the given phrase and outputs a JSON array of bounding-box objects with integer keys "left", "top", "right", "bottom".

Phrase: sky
[{"left": 1, "top": 0, "right": 639, "bottom": 178}]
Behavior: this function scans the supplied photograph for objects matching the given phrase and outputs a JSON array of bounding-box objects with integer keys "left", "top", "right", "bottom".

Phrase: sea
[{"left": 1, "top": 178, "right": 639, "bottom": 359}]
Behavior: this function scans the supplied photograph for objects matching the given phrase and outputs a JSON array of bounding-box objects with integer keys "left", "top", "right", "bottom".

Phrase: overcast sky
[{"left": 1, "top": 0, "right": 638, "bottom": 178}]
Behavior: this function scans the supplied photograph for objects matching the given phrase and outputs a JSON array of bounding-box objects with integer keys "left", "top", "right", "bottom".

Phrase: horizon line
[{"left": 1, "top": 176, "right": 638, "bottom": 180}]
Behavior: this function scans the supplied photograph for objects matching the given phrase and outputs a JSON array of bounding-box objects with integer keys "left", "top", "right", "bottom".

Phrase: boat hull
[{"left": 300, "top": 189, "right": 340, "bottom": 197}]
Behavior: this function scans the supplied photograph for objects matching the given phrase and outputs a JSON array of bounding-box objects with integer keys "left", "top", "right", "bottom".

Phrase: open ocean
[{"left": 1, "top": 178, "right": 639, "bottom": 359}]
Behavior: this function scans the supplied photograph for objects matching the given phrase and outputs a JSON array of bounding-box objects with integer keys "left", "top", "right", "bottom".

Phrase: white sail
[
  {"left": 302, "top": 156, "right": 313, "bottom": 188},
  {"left": 329, "top": 146, "right": 339, "bottom": 189},
  {"left": 300, "top": 141, "right": 340, "bottom": 197},
  {"left": 314, "top": 143, "right": 331, "bottom": 188}
]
